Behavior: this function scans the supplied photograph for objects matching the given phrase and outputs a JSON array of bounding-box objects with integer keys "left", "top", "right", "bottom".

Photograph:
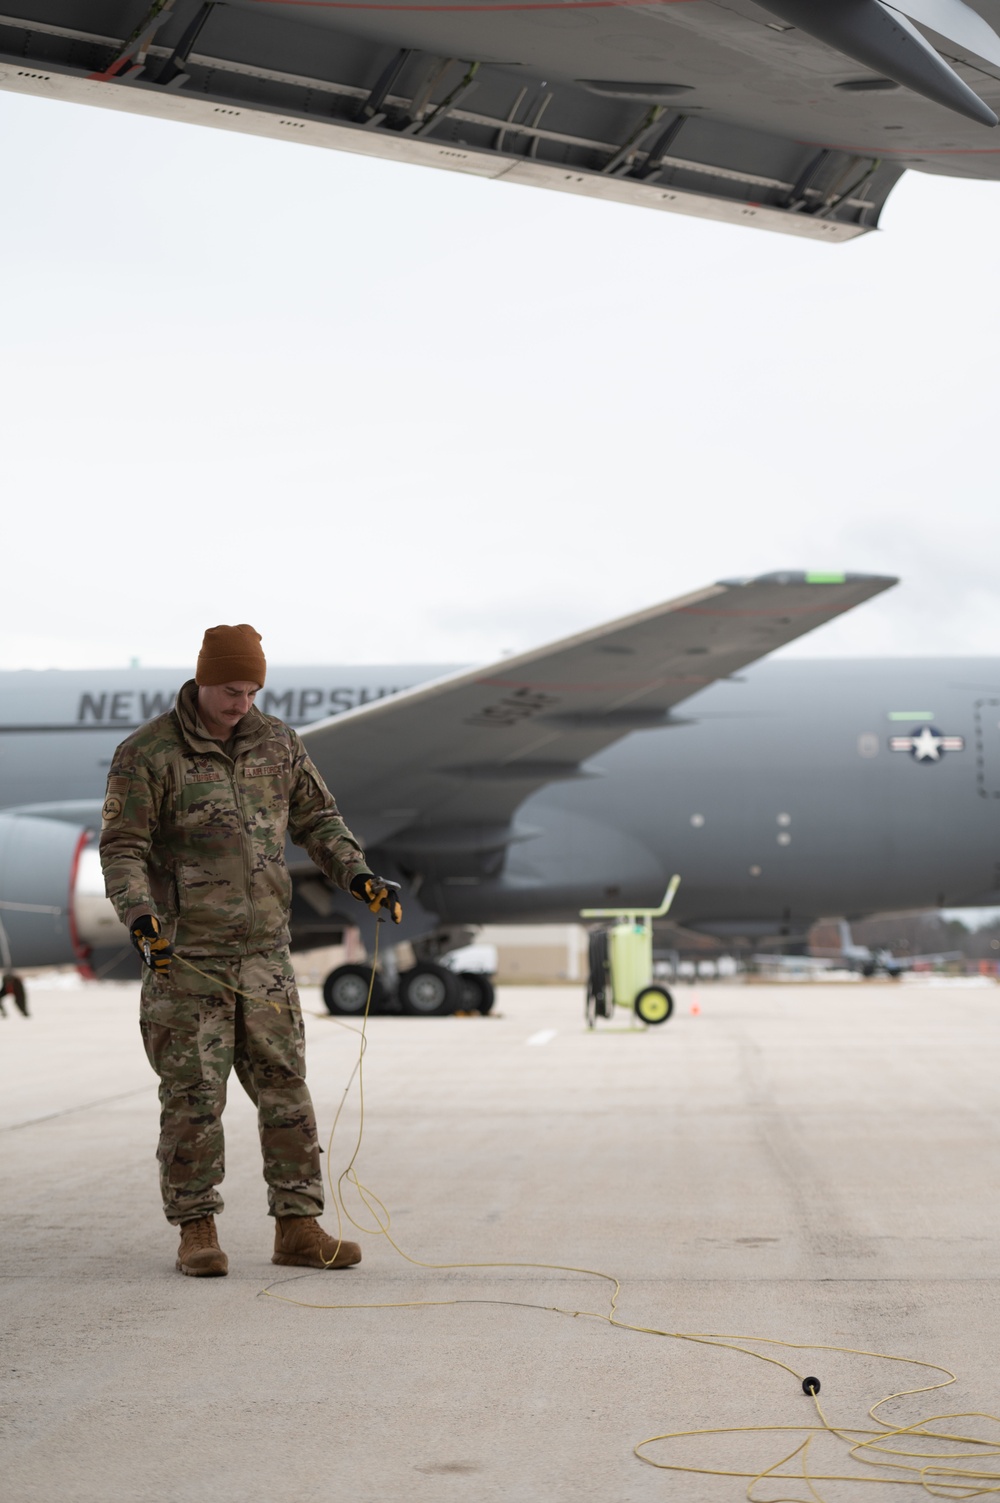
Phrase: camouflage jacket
[{"left": 99, "top": 680, "right": 371, "bottom": 956}]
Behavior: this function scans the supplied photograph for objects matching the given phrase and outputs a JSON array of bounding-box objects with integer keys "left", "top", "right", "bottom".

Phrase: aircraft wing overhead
[
  {"left": 300, "top": 571, "right": 896, "bottom": 855},
  {"left": 4, "top": 1, "right": 1000, "bottom": 242}
]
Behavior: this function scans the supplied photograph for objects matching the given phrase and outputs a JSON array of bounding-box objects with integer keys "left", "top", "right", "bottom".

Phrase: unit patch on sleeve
[{"left": 101, "top": 776, "right": 131, "bottom": 825}]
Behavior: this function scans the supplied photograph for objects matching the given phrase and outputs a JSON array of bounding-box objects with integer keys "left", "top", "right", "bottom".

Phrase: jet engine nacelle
[{"left": 0, "top": 814, "right": 124, "bottom": 970}]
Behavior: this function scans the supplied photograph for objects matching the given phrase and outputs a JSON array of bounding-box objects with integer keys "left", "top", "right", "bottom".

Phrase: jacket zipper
[{"left": 229, "top": 755, "right": 257, "bottom": 948}]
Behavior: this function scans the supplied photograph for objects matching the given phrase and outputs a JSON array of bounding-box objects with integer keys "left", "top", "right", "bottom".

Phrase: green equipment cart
[{"left": 582, "top": 876, "right": 680, "bottom": 1029}]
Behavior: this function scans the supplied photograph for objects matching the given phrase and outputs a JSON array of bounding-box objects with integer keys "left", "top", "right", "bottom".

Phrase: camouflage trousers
[{"left": 139, "top": 949, "right": 323, "bottom": 1225}]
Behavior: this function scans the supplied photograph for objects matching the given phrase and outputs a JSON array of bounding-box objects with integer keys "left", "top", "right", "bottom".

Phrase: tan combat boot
[
  {"left": 176, "top": 1214, "right": 228, "bottom": 1277},
  {"left": 272, "top": 1215, "right": 361, "bottom": 1269}
]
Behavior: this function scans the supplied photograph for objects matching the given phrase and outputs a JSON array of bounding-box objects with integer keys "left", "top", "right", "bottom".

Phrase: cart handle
[{"left": 580, "top": 874, "right": 680, "bottom": 921}]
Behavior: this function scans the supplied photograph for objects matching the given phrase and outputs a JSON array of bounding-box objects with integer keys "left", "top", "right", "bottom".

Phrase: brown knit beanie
[{"left": 195, "top": 624, "right": 267, "bottom": 687}]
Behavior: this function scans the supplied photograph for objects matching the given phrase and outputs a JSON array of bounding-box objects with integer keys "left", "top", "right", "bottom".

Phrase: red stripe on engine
[{"left": 68, "top": 830, "right": 96, "bottom": 980}]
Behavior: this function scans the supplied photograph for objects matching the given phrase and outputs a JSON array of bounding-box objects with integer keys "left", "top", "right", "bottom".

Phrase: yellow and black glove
[
  {"left": 350, "top": 873, "right": 403, "bottom": 924},
  {"left": 130, "top": 913, "right": 175, "bottom": 974}
]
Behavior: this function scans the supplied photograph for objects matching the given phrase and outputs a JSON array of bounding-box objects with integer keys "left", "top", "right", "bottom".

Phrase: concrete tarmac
[{"left": 4, "top": 976, "right": 1000, "bottom": 1502}]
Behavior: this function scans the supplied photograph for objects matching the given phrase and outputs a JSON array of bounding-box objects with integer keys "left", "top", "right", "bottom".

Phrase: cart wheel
[
  {"left": 634, "top": 986, "right": 673, "bottom": 1025},
  {"left": 586, "top": 930, "right": 611, "bottom": 1026}
]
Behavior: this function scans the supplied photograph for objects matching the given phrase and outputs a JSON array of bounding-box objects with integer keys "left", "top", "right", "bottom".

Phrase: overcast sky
[{"left": 3, "top": 86, "right": 999, "bottom": 672}]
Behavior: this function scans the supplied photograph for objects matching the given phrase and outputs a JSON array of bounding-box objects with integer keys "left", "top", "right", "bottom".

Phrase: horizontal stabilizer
[{"left": 756, "top": 0, "right": 998, "bottom": 126}]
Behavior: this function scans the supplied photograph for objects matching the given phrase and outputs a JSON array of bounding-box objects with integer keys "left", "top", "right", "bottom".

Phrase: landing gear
[
  {"left": 455, "top": 971, "right": 495, "bottom": 1014},
  {"left": 318, "top": 932, "right": 496, "bottom": 1020},
  {"left": 322, "top": 964, "right": 385, "bottom": 1016},
  {"left": 398, "top": 962, "right": 458, "bottom": 1017},
  {"left": 0, "top": 974, "right": 28, "bottom": 1017}
]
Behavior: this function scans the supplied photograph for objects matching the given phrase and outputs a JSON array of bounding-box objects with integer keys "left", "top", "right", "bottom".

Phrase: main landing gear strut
[{"left": 322, "top": 959, "right": 495, "bottom": 1018}]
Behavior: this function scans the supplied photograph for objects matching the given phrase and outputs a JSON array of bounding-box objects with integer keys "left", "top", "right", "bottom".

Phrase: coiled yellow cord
[{"left": 179, "top": 934, "right": 1000, "bottom": 1497}]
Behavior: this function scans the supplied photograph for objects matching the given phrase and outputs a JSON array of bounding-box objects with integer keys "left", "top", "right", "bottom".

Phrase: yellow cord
[
  {"left": 175, "top": 934, "right": 1000, "bottom": 1496},
  {"left": 173, "top": 953, "right": 283, "bottom": 1011}
]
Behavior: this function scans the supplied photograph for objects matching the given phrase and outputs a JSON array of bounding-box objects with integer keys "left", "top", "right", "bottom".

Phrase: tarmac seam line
[{"left": 0, "top": 1086, "right": 155, "bottom": 1132}]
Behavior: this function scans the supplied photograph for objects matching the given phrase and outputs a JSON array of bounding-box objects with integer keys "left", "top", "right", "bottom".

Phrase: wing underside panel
[{"left": 0, "top": 1, "right": 938, "bottom": 239}]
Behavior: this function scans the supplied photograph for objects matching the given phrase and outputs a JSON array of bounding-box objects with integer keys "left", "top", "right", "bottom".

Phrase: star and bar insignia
[{"left": 889, "top": 725, "right": 965, "bottom": 762}]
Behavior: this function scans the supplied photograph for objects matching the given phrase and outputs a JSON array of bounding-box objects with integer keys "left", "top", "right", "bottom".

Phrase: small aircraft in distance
[{"left": 756, "top": 920, "right": 965, "bottom": 978}]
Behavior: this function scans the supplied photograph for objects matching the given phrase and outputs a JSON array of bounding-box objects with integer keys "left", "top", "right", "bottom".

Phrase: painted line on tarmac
[{"left": 526, "top": 1029, "right": 558, "bottom": 1046}]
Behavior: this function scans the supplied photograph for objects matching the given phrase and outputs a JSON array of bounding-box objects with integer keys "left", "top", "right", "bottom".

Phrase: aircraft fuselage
[
  {"left": 2, "top": 656, "right": 997, "bottom": 939},
  {"left": 457, "top": 656, "right": 1000, "bottom": 933}
]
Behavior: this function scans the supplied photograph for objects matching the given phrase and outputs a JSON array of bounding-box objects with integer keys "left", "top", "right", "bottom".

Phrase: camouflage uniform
[{"left": 100, "top": 680, "right": 371, "bottom": 1224}]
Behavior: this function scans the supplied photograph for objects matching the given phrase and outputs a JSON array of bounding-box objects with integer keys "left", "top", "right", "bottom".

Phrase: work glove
[
  {"left": 350, "top": 873, "right": 403, "bottom": 924},
  {"left": 130, "top": 913, "right": 175, "bottom": 974}
]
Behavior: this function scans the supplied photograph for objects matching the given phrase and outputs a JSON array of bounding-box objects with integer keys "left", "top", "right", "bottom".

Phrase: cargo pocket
[{"left": 156, "top": 1131, "right": 184, "bottom": 1184}]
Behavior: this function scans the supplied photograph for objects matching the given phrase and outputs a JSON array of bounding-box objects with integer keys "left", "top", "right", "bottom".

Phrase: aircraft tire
[
  {"left": 398, "top": 963, "right": 458, "bottom": 1017},
  {"left": 456, "top": 971, "right": 495, "bottom": 1014},
  {"left": 634, "top": 985, "right": 673, "bottom": 1026},
  {"left": 322, "top": 964, "right": 384, "bottom": 1016}
]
